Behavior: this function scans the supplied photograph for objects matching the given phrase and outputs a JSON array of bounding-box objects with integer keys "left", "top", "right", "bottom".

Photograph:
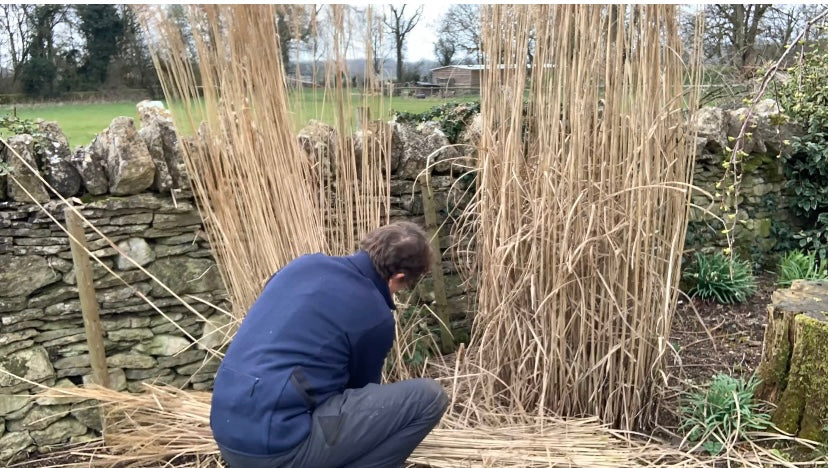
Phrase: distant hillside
[{"left": 289, "top": 58, "right": 439, "bottom": 81}]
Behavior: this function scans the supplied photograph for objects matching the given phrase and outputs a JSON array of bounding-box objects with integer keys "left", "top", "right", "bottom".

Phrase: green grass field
[{"left": 0, "top": 91, "right": 477, "bottom": 148}]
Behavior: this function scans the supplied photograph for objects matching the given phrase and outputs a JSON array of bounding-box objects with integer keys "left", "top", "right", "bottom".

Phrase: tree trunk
[
  {"left": 757, "top": 280, "right": 828, "bottom": 443},
  {"left": 396, "top": 41, "right": 403, "bottom": 82},
  {"left": 732, "top": 5, "right": 746, "bottom": 68}
]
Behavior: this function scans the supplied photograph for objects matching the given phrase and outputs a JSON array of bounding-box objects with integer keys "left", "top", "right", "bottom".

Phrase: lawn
[
  {"left": 0, "top": 91, "right": 477, "bottom": 148},
  {"left": 1, "top": 102, "right": 141, "bottom": 148}
]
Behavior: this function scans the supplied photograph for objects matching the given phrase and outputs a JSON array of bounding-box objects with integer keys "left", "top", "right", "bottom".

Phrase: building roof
[
  {"left": 431, "top": 64, "right": 555, "bottom": 73},
  {"left": 430, "top": 65, "right": 485, "bottom": 71}
]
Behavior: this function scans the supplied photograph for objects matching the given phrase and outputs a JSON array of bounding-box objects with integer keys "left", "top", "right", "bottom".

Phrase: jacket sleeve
[{"left": 347, "top": 318, "right": 395, "bottom": 389}]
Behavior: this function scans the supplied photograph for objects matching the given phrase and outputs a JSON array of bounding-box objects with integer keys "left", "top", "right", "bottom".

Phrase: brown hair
[{"left": 360, "top": 221, "right": 433, "bottom": 286}]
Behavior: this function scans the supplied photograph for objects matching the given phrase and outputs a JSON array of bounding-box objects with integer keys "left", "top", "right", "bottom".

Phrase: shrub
[
  {"left": 776, "top": 41, "right": 828, "bottom": 261},
  {"left": 683, "top": 251, "right": 757, "bottom": 304},
  {"left": 680, "top": 373, "right": 771, "bottom": 455},
  {"left": 777, "top": 250, "right": 828, "bottom": 287},
  {"left": 396, "top": 101, "right": 481, "bottom": 143}
]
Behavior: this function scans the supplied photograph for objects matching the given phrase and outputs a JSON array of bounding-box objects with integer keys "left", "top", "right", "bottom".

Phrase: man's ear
[{"left": 388, "top": 273, "right": 408, "bottom": 293}]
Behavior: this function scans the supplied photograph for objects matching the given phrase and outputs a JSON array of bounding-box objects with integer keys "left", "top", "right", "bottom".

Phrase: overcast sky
[{"left": 401, "top": 4, "right": 450, "bottom": 62}]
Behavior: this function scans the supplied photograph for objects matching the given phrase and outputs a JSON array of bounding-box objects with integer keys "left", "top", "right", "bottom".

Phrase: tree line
[
  {"left": 0, "top": 5, "right": 824, "bottom": 100},
  {"left": 432, "top": 4, "right": 827, "bottom": 72},
  {"left": 0, "top": 4, "right": 435, "bottom": 98},
  {"left": 0, "top": 4, "right": 158, "bottom": 98}
]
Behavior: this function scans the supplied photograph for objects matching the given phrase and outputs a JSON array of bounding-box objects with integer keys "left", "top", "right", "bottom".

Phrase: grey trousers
[{"left": 219, "top": 378, "right": 448, "bottom": 468}]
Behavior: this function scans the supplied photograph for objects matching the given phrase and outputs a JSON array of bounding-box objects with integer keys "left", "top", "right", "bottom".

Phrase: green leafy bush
[
  {"left": 777, "top": 250, "right": 828, "bottom": 287},
  {"left": 777, "top": 42, "right": 828, "bottom": 260},
  {"left": 683, "top": 251, "right": 757, "bottom": 304},
  {"left": 680, "top": 373, "right": 771, "bottom": 455}
]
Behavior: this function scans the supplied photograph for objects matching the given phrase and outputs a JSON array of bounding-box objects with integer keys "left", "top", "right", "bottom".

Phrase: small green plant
[
  {"left": 0, "top": 115, "right": 39, "bottom": 135},
  {"left": 680, "top": 373, "right": 772, "bottom": 455},
  {"left": 384, "top": 305, "right": 437, "bottom": 374},
  {"left": 396, "top": 101, "right": 481, "bottom": 143},
  {"left": 683, "top": 251, "right": 757, "bottom": 304},
  {"left": 777, "top": 250, "right": 828, "bottom": 287}
]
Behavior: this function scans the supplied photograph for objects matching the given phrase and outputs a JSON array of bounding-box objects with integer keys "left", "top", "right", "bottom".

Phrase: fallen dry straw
[{"left": 31, "top": 383, "right": 693, "bottom": 468}]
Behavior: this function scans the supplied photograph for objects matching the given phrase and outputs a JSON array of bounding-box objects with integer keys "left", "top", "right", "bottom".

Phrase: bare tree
[
  {"left": 763, "top": 5, "right": 826, "bottom": 53},
  {"left": 435, "top": 4, "right": 481, "bottom": 64},
  {"left": 358, "top": 6, "right": 392, "bottom": 78},
  {"left": 703, "top": 4, "right": 772, "bottom": 70},
  {"left": 0, "top": 4, "right": 34, "bottom": 83},
  {"left": 681, "top": 4, "right": 828, "bottom": 77},
  {"left": 383, "top": 4, "right": 423, "bottom": 81}
]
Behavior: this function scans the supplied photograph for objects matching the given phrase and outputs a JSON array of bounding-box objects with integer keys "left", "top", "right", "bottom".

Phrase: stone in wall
[
  {"left": 29, "top": 416, "right": 87, "bottom": 446},
  {"left": 104, "top": 117, "right": 156, "bottom": 195},
  {"left": 138, "top": 125, "right": 172, "bottom": 193},
  {"left": 0, "top": 255, "right": 61, "bottom": 298},
  {"left": 726, "top": 99, "right": 797, "bottom": 156},
  {"left": 3, "top": 135, "right": 49, "bottom": 203},
  {"left": 148, "top": 256, "right": 223, "bottom": 297},
  {"left": 0, "top": 346, "right": 55, "bottom": 392},
  {"left": 71, "top": 145, "right": 109, "bottom": 195},
  {"left": 6, "top": 403, "right": 70, "bottom": 431},
  {"left": 456, "top": 113, "right": 481, "bottom": 171},
  {"left": 198, "top": 313, "right": 234, "bottom": 350},
  {"left": 298, "top": 120, "right": 337, "bottom": 179},
  {"left": 135, "top": 335, "right": 190, "bottom": 356},
  {"left": 82, "top": 368, "right": 127, "bottom": 391},
  {"left": 37, "top": 122, "right": 82, "bottom": 197},
  {"left": 116, "top": 237, "right": 155, "bottom": 270},
  {"left": 137, "top": 101, "right": 190, "bottom": 191},
  {"left": 390, "top": 121, "right": 460, "bottom": 180},
  {"left": 353, "top": 121, "right": 393, "bottom": 179},
  {"left": 693, "top": 106, "right": 729, "bottom": 154},
  {"left": 0, "top": 431, "right": 33, "bottom": 462}
]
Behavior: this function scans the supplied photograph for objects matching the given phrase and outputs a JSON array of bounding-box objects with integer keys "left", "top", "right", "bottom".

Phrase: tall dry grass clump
[
  {"left": 459, "top": 4, "right": 700, "bottom": 429},
  {"left": 311, "top": 5, "right": 391, "bottom": 254},
  {"left": 139, "top": 5, "right": 325, "bottom": 318},
  {"left": 138, "top": 5, "right": 390, "bottom": 318}
]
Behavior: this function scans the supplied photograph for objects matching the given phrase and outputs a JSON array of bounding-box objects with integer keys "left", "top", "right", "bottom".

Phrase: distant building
[{"left": 430, "top": 65, "right": 483, "bottom": 89}]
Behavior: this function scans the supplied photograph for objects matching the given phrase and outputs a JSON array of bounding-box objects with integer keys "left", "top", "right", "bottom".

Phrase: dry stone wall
[
  {"left": 687, "top": 99, "right": 801, "bottom": 266},
  {"left": 0, "top": 103, "right": 228, "bottom": 462}
]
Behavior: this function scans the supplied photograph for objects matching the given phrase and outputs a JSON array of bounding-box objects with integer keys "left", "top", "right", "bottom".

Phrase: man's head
[{"left": 360, "top": 221, "right": 433, "bottom": 294}]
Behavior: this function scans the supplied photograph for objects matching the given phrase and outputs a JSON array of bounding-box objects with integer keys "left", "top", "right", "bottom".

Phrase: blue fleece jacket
[{"left": 209, "top": 251, "right": 396, "bottom": 456}]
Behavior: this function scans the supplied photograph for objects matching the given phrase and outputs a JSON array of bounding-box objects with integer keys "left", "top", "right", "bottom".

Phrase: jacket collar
[{"left": 347, "top": 250, "right": 396, "bottom": 310}]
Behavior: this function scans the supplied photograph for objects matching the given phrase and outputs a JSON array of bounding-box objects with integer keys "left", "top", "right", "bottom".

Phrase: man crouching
[{"left": 211, "top": 221, "right": 448, "bottom": 468}]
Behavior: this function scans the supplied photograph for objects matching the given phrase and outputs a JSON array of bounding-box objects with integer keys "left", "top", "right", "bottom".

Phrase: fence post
[
  {"left": 419, "top": 175, "right": 454, "bottom": 354},
  {"left": 65, "top": 207, "right": 110, "bottom": 390}
]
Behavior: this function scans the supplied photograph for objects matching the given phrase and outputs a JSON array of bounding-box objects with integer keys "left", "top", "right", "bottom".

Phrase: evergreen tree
[{"left": 76, "top": 4, "right": 124, "bottom": 86}]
